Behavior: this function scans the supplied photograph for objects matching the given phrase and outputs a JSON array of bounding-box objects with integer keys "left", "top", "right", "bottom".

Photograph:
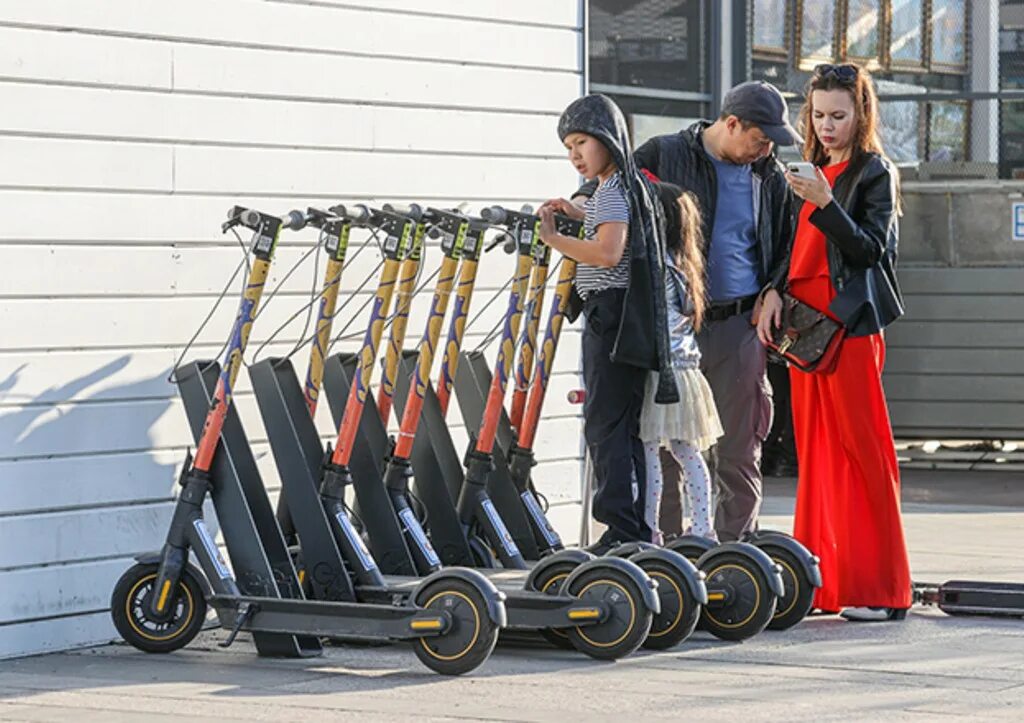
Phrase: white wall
[{"left": 0, "top": 0, "right": 585, "bottom": 659}]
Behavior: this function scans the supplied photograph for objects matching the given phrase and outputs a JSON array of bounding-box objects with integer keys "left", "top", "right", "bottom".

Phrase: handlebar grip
[
  {"left": 479, "top": 206, "right": 507, "bottom": 225},
  {"left": 239, "top": 209, "right": 261, "bottom": 228},
  {"left": 519, "top": 203, "right": 535, "bottom": 215},
  {"left": 281, "top": 210, "right": 308, "bottom": 231},
  {"left": 382, "top": 202, "right": 423, "bottom": 222},
  {"left": 329, "top": 203, "right": 372, "bottom": 225}
]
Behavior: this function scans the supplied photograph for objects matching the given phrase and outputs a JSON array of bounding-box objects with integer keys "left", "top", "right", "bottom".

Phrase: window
[
  {"left": 799, "top": 0, "right": 836, "bottom": 62},
  {"left": 890, "top": 0, "right": 925, "bottom": 65},
  {"left": 846, "top": 0, "right": 882, "bottom": 61},
  {"left": 930, "top": 0, "right": 967, "bottom": 68},
  {"left": 753, "top": 0, "right": 788, "bottom": 54},
  {"left": 928, "top": 102, "right": 968, "bottom": 160},
  {"left": 589, "top": 0, "right": 708, "bottom": 93}
]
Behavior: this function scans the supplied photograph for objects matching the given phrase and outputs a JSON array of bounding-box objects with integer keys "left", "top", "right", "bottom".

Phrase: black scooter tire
[
  {"left": 530, "top": 561, "right": 578, "bottom": 650},
  {"left": 564, "top": 565, "right": 653, "bottom": 660},
  {"left": 110, "top": 563, "right": 207, "bottom": 654},
  {"left": 700, "top": 552, "right": 777, "bottom": 642},
  {"left": 414, "top": 578, "right": 499, "bottom": 676},
  {"left": 762, "top": 544, "right": 816, "bottom": 631},
  {"left": 638, "top": 559, "right": 701, "bottom": 650}
]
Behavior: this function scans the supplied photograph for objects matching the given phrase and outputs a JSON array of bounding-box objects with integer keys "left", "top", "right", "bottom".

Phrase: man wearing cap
[{"left": 634, "top": 80, "right": 801, "bottom": 541}]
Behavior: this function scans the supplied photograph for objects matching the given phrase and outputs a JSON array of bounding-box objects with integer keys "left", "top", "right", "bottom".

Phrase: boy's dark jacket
[{"left": 559, "top": 94, "right": 679, "bottom": 403}]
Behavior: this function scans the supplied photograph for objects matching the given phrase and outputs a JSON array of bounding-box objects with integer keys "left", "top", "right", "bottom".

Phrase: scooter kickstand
[{"left": 219, "top": 602, "right": 259, "bottom": 648}]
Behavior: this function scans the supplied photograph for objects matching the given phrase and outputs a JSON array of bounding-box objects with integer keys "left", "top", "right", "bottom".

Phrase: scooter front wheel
[
  {"left": 110, "top": 563, "right": 207, "bottom": 653},
  {"left": 565, "top": 565, "right": 653, "bottom": 660},
  {"left": 700, "top": 552, "right": 777, "bottom": 641},
  {"left": 414, "top": 578, "right": 499, "bottom": 676}
]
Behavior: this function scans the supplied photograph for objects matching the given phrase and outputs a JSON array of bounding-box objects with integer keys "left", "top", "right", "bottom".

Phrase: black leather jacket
[
  {"left": 633, "top": 121, "right": 796, "bottom": 292},
  {"left": 799, "top": 152, "right": 904, "bottom": 337}
]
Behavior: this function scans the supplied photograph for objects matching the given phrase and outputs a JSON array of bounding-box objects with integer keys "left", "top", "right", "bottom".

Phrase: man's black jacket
[{"left": 627, "top": 120, "right": 796, "bottom": 293}]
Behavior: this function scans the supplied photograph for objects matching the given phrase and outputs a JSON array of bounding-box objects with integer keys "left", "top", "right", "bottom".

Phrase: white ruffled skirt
[{"left": 640, "top": 367, "right": 723, "bottom": 451}]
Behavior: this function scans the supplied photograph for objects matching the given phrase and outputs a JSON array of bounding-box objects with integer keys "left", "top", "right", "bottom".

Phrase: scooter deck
[
  {"left": 917, "top": 580, "right": 1024, "bottom": 617},
  {"left": 207, "top": 592, "right": 449, "bottom": 642},
  {"left": 176, "top": 360, "right": 321, "bottom": 658}
]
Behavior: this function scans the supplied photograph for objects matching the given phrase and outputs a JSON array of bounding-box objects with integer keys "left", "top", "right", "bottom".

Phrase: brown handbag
[{"left": 767, "top": 293, "right": 846, "bottom": 374}]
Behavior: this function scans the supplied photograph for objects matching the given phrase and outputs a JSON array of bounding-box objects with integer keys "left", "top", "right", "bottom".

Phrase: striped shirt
[{"left": 576, "top": 172, "right": 631, "bottom": 298}]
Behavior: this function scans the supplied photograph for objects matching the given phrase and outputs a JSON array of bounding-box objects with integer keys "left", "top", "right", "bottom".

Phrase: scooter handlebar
[
  {"left": 329, "top": 203, "right": 373, "bottom": 225},
  {"left": 382, "top": 202, "right": 424, "bottom": 222}
]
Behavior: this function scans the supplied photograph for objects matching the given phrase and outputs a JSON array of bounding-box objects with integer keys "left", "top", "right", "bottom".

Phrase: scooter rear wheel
[
  {"left": 638, "top": 559, "right": 701, "bottom": 650},
  {"left": 110, "top": 563, "right": 207, "bottom": 654},
  {"left": 414, "top": 578, "right": 499, "bottom": 676},
  {"left": 565, "top": 565, "right": 653, "bottom": 660},
  {"left": 700, "top": 552, "right": 776, "bottom": 641},
  {"left": 530, "top": 561, "right": 577, "bottom": 650},
  {"left": 761, "top": 544, "right": 816, "bottom": 631}
]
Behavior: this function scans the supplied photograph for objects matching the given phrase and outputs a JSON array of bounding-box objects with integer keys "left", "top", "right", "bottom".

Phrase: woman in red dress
[{"left": 756, "top": 63, "right": 911, "bottom": 621}]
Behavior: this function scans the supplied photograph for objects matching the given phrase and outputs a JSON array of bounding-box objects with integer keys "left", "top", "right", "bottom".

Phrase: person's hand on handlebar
[{"left": 539, "top": 197, "right": 585, "bottom": 222}]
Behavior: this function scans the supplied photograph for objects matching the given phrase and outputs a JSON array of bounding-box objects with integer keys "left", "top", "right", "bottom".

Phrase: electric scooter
[
  {"left": 323, "top": 203, "right": 661, "bottom": 660},
  {"left": 110, "top": 206, "right": 505, "bottom": 676}
]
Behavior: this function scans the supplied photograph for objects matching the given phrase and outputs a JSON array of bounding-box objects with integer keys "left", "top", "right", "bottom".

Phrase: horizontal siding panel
[
  {"left": 886, "top": 322, "right": 1024, "bottom": 349},
  {"left": 0, "top": 439, "right": 578, "bottom": 519},
  {"left": 173, "top": 145, "right": 571, "bottom": 198},
  {"left": 0, "top": 137, "right": 171, "bottom": 192},
  {"left": 0, "top": 26, "right": 172, "bottom": 88},
  {"left": 0, "top": 335, "right": 582, "bottom": 413},
  {"left": 0, "top": 558, "right": 130, "bottom": 624},
  {"left": 0, "top": 193, "right": 557, "bottom": 243},
  {"left": 889, "top": 401, "right": 1024, "bottom": 434},
  {"left": 0, "top": 292, "right": 583, "bottom": 351},
  {"left": 0, "top": 27, "right": 579, "bottom": 114},
  {"left": 0, "top": 238, "right": 571, "bottom": 297},
  {"left": 0, "top": 501, "right": 174, "bottom": 569},
  {"left": 898, "top": 294, "right": 1024, "bottom": 322},
  {"left": 897, "top": 267, "right": 1024, "bottom": 295},
  {"left": 0, "top": 610, "right": 116, "bottom": 659},
  {"left": 0, "top": 82, "right": 558, "bottom": 155},
  {"left": 884, "top": 374, "right": 1024, "bottom": 403},
  {"left": 885, "top": 348, "right": 1024, "bottom": 376},
  {"left": 277, "top": 0, "right": 581, "bottom": 27},
  {"left": 0, "top": 0, "right": 580, "bottom": 71},
  {"left": 0, "top": 332, "right": 582, "bottom": 406},
  {"left": 172, "top": 43, "right": 579, "bottom": 114},
  {"left": 0, "top": 137, "right": 571, "bottom": 198},
  {"left": 0, "top": 389, "right": 582, "bottom": 463},
  {"left": 545, "top": 502, "right": 583, "bottom": 548}
]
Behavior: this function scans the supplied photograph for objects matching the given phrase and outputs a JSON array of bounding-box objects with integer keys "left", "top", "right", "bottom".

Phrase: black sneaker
[{"left": 584, "top": 531, "right": 624, "bottom": 556}]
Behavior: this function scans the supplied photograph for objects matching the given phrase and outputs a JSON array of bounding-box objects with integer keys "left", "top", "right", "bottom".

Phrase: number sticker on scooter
[
  {"left": 481, "top": 499, "right": 521, "bottom": 558},
  {"left": 335, "top": 511, "right": 378, "bottom": 572},
  {"left": 521, "top": 491, "right": 562, "bottom": 548},
  {"left": 193, "top": 519, "right": 232, "bottom": 579},
  {"left": 398, "top": 508, "right": 441, "bottom": 568}
]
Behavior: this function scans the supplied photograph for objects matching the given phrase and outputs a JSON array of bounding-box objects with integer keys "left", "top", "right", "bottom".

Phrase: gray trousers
[{"left": 660, "top": 310, "right": 772, "bottom": 541}]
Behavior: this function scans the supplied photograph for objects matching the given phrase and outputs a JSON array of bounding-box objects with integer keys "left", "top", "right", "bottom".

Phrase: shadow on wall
[{"left": 0, "top": 350, "right": 211, "bottom": 557}]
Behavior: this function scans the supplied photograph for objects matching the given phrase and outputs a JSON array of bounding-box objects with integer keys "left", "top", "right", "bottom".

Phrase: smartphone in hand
[{"left": 787, "top": 161, "right": 817, "bottom": 180}]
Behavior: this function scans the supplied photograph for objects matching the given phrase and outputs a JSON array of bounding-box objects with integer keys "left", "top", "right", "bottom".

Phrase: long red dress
[{"left": 788, "top": 160, "right": 912, "bottom": 611}]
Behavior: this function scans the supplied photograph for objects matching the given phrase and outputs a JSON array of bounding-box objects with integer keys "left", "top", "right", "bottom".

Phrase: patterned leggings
[{"left": 642, "top": 439, "right": 715, "bottom": 545}]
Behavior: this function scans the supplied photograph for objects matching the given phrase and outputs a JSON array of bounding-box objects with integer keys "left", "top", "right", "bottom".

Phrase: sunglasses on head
[{"left": 814, "top": 63, "right": 858, "bottom": 83}]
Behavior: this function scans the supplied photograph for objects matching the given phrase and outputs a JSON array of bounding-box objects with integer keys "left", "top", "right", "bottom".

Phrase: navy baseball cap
[{"left": 721, "top": 81, "right": 803, "bottom": 146}]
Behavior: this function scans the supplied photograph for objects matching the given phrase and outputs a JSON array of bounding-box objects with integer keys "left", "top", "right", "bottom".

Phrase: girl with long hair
[
  {"left": 640, "top": 182, "right": 723, "bottom": 544},
  {"left": 767, "top": 62, "right": 910, "bottom": 621}
]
